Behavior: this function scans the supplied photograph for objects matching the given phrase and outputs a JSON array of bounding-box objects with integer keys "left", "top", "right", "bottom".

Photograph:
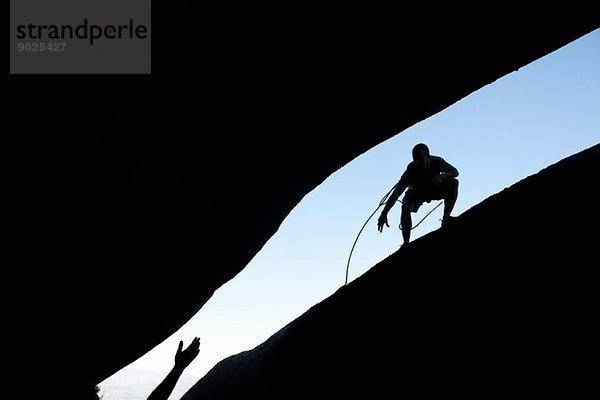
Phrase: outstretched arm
[
  {"left": 377, "top": 182, "right": 407, "bottom": 232},
  {"left": 147, "top": 337, "right": 201, "bottom": 400}
]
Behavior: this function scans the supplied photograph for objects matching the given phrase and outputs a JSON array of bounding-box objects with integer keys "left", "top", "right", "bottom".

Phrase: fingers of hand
[{"left": 377, "top": 218, "right": 388, "bottom": 232}]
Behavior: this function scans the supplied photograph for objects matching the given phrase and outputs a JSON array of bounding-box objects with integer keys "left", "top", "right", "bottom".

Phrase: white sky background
[{"left": 102, "top": 29, "right": 599, "bottom": 390}]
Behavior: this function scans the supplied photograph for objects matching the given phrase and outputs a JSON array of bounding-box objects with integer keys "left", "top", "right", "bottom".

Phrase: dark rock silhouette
[
  {"left": 9, "top": 2, "right": 598, "bottom": 397},
  {"left": 183, "top": 144, "right": 599, "bottom": 399}
]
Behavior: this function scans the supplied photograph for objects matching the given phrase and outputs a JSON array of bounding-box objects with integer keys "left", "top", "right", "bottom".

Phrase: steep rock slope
[{"left": 184, "top": 144, "right": 599, "bottom": 399}]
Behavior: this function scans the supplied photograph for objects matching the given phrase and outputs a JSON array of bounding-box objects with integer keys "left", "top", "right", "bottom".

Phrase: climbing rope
[{"left": 344, "top": 185, "right": 443, "bottom": 286}]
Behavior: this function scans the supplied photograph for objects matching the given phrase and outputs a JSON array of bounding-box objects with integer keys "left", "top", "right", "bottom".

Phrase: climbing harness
[{"left": 344, "top": 184, "right": 443, "bottom": 286}]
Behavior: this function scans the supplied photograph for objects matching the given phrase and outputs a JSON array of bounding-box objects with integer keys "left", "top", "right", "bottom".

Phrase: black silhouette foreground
[
  {"left": 84, "top": 338, "right": 200, "bottom": 400},
  {"left": 377, "top": 143, "right": 459, "bottom": 246},
  {"left": 14, "top": 9, "right": 598, "bottom": 400}
]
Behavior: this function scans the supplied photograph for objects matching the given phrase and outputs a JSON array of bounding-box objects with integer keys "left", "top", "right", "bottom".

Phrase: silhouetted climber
[
  {"left": 82, "top": 337, "right": 201, "bottom": 400},
  {"left": 377, "top": 143, "right": 459, "bottom": 246}
]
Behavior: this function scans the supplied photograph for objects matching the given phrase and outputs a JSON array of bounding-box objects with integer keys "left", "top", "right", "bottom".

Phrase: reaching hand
[
  {"left": 377, "top": 214, "right": 389, "bottom": 232},
  {"left": 174, "top": 337, "right": 201, "bottom": 370}
]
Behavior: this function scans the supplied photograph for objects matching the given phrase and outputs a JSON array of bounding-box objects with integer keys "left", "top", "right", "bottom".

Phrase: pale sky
[{"left": 101, "top": 28, "right": 599, "bottom": 396}]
